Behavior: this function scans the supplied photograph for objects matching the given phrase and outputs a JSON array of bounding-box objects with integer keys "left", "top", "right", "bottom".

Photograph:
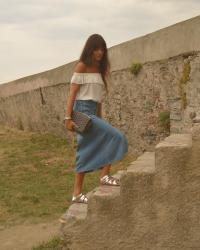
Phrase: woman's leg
[
  {"left": 73, "top": 172, "right": 85, "bottom": 196},
  {"left": 100, "top": 163, "right": 111, "bottom": 178}
]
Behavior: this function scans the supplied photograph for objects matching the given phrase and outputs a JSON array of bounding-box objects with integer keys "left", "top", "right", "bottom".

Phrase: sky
[{"left": 0, "top": 0, "right": 199, "bottom": 85}]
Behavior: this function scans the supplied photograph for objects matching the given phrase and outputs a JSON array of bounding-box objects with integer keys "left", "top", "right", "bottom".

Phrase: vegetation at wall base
[
  {"left": 31, "top": 235, "right": 66, "bottom": 250},
  {"left": 178, "top": 61, "right": 191, "bottom": 109},
  {"left": 159, "top": 110, "right": 170, "bottom": 132},
  {"left": 130, "top": 62, "right": 143, "bottom": 76}
]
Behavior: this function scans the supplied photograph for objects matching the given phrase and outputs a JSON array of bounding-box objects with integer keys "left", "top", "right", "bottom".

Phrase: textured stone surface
[
  {"left": 59, "top": 132, "right": 200, "bottom": 250},
  {"left": 1, "top": 18, "right": 200, "bottom": 157},
  {"left": 1, "top": 51, "right": 200, "bottom": 156}
]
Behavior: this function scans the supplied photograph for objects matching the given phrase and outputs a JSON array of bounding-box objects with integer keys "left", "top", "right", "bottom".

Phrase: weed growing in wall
[
  {"left": 130, "top": 62, "right": 142, "bottom": 76},
  {"left": 159, "top": 110, "right": 170, "bottom": 132},
  {"left": 178, "top": 62, "right": 191, "bottom": 109}
]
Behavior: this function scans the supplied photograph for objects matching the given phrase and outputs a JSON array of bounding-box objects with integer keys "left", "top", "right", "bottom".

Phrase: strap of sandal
[
  {"left": 101, "top": 174, "right": 119, "bottom": 185},
  {"left": 72, "top": 193, "right": 88, "bottom": 203},
  {"left": 108, "top": 175, "right": 119, "bottom": 185},
  {"left": 80, "top": 194, "right": 88, "bottom": 202}
]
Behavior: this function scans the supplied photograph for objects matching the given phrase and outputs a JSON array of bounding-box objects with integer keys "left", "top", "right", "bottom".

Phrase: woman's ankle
[
  {"left": 100, "top": 164, "right": 111, "bottom": 178},
  {"left": 100, "top": 172, "right": 110, "bottom": 179},
  {"left": 73, "top": 191, "right": 82, "bottom": 197}
]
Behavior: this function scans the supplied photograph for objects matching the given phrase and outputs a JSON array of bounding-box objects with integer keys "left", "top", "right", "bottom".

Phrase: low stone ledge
[{"left": 155, "top": 133, "right": 192, "bottom": 149}]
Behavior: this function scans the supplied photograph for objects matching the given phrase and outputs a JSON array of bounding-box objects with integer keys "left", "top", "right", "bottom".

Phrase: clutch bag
[{"left": 71, "top": 110, "right": 92, "bottom": 133}]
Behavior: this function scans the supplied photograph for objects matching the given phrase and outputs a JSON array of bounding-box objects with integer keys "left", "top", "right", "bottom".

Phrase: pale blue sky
[{"left": 0, "top": 0, "right": 199, "bottom": 84}]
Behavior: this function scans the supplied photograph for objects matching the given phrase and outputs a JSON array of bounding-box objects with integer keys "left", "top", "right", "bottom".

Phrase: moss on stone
[
  {"left": 159, "top": 110, "right": 170, "bottom": 132},
  {"left": 178, "top": 62, "right": 191, "bottom": 109},
  {"left": 130, "top": 62, "right": 142, "bottom": 76}
]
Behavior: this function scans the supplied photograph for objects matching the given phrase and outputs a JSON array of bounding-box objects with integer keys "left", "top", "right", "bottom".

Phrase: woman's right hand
[{"left": 64, "top": 119, "right": 77, "bottom": 132}]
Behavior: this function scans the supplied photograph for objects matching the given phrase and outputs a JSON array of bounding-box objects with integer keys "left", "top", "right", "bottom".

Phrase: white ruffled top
[{"left": 70, "top": 72, "right": 106, "bottom": 103}]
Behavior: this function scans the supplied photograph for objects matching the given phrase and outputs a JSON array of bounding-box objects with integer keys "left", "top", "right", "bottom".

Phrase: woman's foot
[
  {"left": 100, "top": 174, "right": 120, "bottom": 186},
  {"left": 71, "top": 193, "right": 88, "bottom": 204}
]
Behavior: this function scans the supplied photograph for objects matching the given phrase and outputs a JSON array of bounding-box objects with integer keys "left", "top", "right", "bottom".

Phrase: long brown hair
[{"left": 78, "top": 34, "right": 111, "bottom": 93}]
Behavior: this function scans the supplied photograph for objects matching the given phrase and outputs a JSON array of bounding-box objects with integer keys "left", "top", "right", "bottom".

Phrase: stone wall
[
  {"left": 102, "top": 51, "right": 200, "bottom": 154},
  {"left": 0, "top": 15, "right": 200, "bottom": 156},
  {"left": 1, "top": 51, "right": 200, "bottom": 156}
]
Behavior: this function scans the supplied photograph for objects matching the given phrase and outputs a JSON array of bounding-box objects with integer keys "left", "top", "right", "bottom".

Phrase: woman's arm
[
  {"left": 64, "top": 84, "right": 80, "bottom": 117},
  {"left": 63, "top": 84, "right": 80, "bottom": 132},
  {"left": 96, "top": 101, "right": 102, "bottom": 118},
  {"left": 64, "top": 62, "right": 88, "bottom": 132},
  {"left": 65, "top": 62, "right": 86, "bottom": 117}
]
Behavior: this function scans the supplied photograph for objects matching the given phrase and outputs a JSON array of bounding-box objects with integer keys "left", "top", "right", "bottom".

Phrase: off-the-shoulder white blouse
[{"left": 70, "top": 72, "right": 106, "bottom": 103}]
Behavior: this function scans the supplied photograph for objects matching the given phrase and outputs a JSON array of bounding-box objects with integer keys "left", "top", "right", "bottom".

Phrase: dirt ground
[{"left": 0, "top": 219, "right": 61, "bottom": 250}]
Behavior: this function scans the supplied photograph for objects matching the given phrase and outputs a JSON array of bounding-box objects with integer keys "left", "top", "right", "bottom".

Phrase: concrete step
[
  {"left": 87, "top": 170, "right": 125, "bottom": 219},
  {"left": 152, "top": 134, "right": 193, "bottom": 246},
  {"left": 59, "top": 170, "right": 125, "bottom": 224},
  {"left": 154, "top": 133, "right": 192, "bottom": 196},
  {"left": 59, "top": 189, "right": 96, "bottom": 224},
  {"left": 120, "top": 152, "right": 156, "bottom": 216},
  {"left": 126, "top": 151, "right": 155, "bottom": 174},
  {"left": 59, "top": 131, "right": 199, "bottom": 249},
  {"left": 59, "top": 203, "right": 87, "bottom": 224}
]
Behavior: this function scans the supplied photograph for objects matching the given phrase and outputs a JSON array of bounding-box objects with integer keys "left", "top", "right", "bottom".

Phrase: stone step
[
  {"left": 126, "top": 151, "right": 155, "bottom": 174},
  {"left": 59, "top": 189, "right": 96, "bottom": 224},
  {"left": 59, "top": 203, "right": 87, "bottom": 224},
  {"left": 120, "top": 152, "right": 156, "bottom": 216},
  {"left": 59, "top": 170, "right": 125, "bottom": 224},
  {"left": 87, "top": 170, "right": 125, "bottom": 219},
  {"left": 59, "top": 130, "right": 199, "bottom": 249},
  {"left": 154, "top": 133, "right": 192, "bottom": 196}
]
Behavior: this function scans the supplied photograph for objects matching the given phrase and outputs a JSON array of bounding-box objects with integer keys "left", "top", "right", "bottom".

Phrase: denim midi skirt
[{"left": 73, "top": 99, "right": 128, "bottom": 173}]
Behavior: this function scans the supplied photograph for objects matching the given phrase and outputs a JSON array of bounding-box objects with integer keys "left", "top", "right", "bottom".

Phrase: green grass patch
[
  {"left": 159, "top": 110, "right": 170, "bottom": 132},
  {"left": 130, "top": 62, "right": 143, "bottom": 76},
  {"left": 178, "top": 62, "right": 191, "bottom": 109},
  {"left": 32, "top": 235, "right": 66, "bottom": 250},
  {"left": 0, "top": 124, "right": 136, "bottom": 227}
]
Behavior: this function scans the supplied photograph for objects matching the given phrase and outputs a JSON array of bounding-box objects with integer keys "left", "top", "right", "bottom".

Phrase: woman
[{"left": 64, "top": 34, "right": 128, "bottom": 204}]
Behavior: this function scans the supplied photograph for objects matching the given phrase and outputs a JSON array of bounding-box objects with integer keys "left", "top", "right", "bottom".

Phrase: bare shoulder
[{"left": 74, "top": 61, "right": 87, "bottom": 73}]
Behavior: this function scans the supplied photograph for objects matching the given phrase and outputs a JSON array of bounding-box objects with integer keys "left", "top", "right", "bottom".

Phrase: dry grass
[{"left": 0, "top": 124, "right": 136, "bottom": 227}]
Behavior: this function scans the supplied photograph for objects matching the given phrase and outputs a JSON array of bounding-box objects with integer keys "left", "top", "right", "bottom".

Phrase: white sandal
[
  {"left": 100, "top": 174, "right": 120, "bottom": 186},
  {"left": 71, "top": 193, "right": 88, "bottom": 204}
]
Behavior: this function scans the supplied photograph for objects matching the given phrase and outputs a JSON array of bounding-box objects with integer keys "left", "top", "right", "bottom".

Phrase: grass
[
  {"left": 31, "top": 235, "right": 66, "bottom": 250},
  {"left": 0, "top": 124, "right": 136, "bottom": 227},
  {"left": 178, "top": 61, "right": 191, "bottom": 109},
  {"left": 159, "top": 110, "right": 170, "bottom": 132},
  {"left": 130, "top": 62, "right": 143, "bottom": 76}
]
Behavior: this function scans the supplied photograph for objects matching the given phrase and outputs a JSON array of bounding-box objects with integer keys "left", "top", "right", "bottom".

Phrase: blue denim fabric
[
  {"left": 73, "top": 99, "right": 98, "bottom": 116},
  {"left": 72, "top": 99, "right": 129, "bottom": 173}
]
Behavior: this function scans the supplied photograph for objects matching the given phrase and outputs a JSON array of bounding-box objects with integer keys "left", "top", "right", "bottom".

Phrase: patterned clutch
[{"left": 71, "top": 111, "right": 92, "bottom": 133}]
